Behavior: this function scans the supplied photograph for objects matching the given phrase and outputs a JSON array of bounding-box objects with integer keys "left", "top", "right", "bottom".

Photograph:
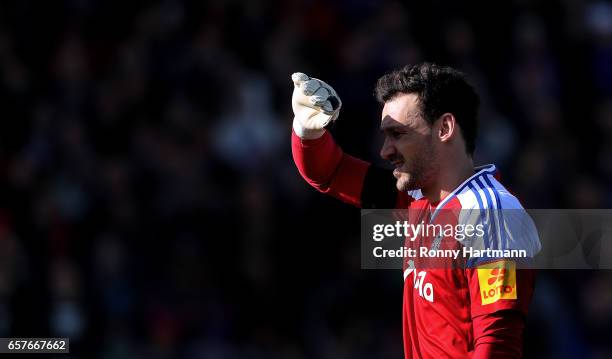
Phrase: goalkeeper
[{"left": 291, "top": 63, "right": 539, "bottom": 359}]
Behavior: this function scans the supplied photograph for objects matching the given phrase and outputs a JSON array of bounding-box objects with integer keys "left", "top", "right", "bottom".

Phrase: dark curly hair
[{"left": 375, "top": 63, "right": 480, "bottom": 155}]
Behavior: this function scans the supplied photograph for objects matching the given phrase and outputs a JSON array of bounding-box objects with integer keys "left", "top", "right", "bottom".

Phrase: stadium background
[{"left": 1, "top": 0, "right": 612, "bottom": 357}]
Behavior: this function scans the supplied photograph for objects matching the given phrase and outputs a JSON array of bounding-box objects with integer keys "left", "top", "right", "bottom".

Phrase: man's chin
[
  {"left": 396, "top": 171, "right": 424, "bottom": 192},
  {"left": 395, "top": 176, "right": 413, "bottom": 192}
]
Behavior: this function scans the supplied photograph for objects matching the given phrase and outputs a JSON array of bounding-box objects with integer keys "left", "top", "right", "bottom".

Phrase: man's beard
[{"left": 394, "top": 142, "right": 437, "bottom": 192}]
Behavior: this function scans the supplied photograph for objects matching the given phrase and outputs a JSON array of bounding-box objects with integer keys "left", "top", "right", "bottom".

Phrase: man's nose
[{"left": 380, "top": 138, "right": 395, "bottom": 160}]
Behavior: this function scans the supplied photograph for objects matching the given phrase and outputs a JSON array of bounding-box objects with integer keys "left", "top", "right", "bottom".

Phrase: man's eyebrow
[{"left": 380, "top": 124, "right": 407, "bottom": 132}]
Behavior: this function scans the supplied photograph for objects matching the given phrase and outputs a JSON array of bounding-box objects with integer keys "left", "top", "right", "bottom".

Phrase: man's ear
[{"left": 437, "top": 113, "right": 456, "bottom": 143}]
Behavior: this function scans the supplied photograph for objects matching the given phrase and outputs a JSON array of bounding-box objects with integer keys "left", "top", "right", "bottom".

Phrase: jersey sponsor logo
[
  {"left": 477, "top": 261, "right": 517, "bottom": 305},
  {"left": 404, "top": 260, "right": 434, "bottom": 302},
  {"left": 413, "top": 269, "right": 434, "bottom": 302}
]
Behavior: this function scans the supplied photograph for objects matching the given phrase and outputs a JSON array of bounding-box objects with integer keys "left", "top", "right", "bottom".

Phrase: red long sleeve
[
  {"left": 471, "top": 310, "right": 525, "bottom": 358},
  {"left": 468, "top": 266, "right": 535, "bottom": 358},
  {"left": 291, "top": 130, "right": 370, "bottom": 207}
]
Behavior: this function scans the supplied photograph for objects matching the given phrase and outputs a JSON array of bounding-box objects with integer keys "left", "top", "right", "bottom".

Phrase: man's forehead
[
  {"left": 380, "top": 116, "right": 408, "bottom": 130},
  {"left": 381, "top": 93, "right": 421, "bottom": 127}
]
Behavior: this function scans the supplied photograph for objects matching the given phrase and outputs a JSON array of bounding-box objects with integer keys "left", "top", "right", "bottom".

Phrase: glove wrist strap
[{"left": 293, "top": 119, "right": 326, "bottom": 139}]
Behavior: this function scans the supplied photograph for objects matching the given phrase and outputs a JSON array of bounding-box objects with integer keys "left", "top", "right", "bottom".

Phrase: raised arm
[{"left": 290, "top": 72, "right": 412, "bottom": 209}]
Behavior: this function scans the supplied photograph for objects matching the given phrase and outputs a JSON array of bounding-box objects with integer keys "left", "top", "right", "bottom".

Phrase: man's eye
[{"left": 389, "top": 131, "right": 402, "bottom": 139}]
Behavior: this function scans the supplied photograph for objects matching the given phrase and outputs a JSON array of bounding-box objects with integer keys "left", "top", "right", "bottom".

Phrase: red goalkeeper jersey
[{"left": 292, "top": 131, "right": 539, "bottom": 359}]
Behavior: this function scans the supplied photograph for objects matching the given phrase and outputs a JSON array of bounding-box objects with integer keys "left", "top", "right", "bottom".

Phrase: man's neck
[{"left": 421, "top": 157, "right": 475, "bottom": 205}]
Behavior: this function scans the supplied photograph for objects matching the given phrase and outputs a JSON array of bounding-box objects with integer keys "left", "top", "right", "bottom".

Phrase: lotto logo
[
  {"left": 488, "top": 267, "right": 506, "bottom": 285},
  {"left": 477, "top": 261, "right": 517, "bottom": 305}
]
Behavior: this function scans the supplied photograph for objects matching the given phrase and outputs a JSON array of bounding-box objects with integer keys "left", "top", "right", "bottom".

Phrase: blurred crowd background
[{"left": 1, "top": 0, "right": 612, "bottom": 358}]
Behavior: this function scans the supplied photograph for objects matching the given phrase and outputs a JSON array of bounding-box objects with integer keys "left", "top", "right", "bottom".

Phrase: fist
[{"left": 291, "top": 72, "right": 342, "bottom": 138}]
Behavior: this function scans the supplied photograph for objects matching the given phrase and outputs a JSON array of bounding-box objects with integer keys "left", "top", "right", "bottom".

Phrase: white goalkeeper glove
[{"left": 291, "top": 72, "right": 342, "bottom": 139}]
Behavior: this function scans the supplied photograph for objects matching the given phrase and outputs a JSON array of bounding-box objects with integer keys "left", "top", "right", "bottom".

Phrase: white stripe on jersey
[
  {"left": 409, "top": 164, "right": 541, "bottom": 264},
  {"left": 454, "top": 168, "right": 541, "bottom": 259},
  {"left": 430, "top": 164, "right": 497, "bottom": 221}
]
